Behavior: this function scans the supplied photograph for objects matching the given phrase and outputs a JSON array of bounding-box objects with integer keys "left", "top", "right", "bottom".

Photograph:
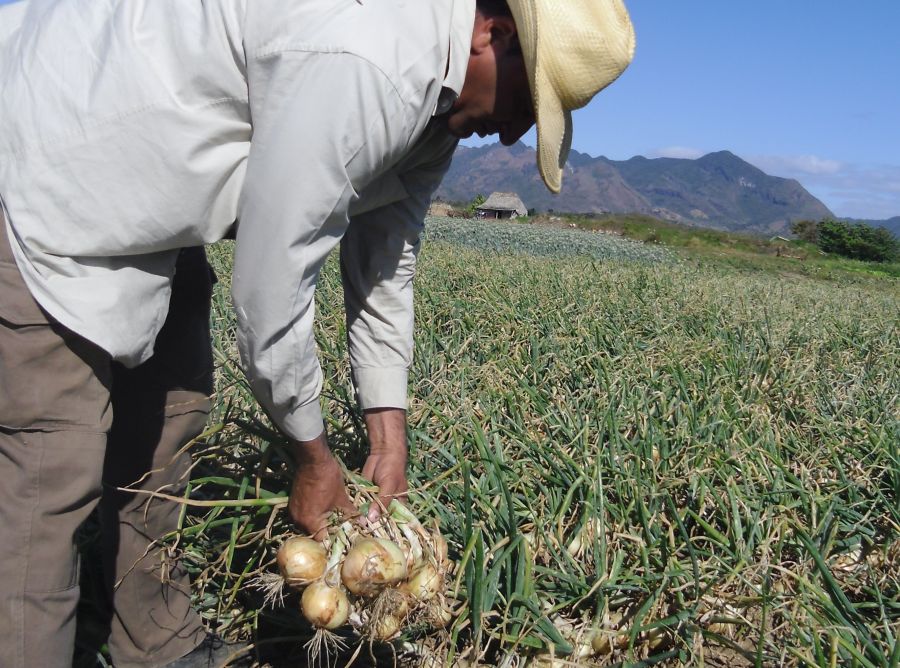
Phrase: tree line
[{"left": 791, "top": 219, "right": 899, "bottom": 263}]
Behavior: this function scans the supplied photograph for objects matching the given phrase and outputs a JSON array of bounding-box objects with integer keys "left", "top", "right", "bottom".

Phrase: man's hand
[
  {"left": 361, "top": 408, "right": 409, "bottom": 521},
  {"left": 288, "top": 432, "right": 356, "bottom": 540}
]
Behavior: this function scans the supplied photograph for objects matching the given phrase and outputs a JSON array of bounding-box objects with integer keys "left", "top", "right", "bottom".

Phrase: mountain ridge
[
  {"left": 435, "top": 142, "right": 873, "bottom": 236},
  {"left": 842, "top": 216, "right": 900, "bottom": 237}
]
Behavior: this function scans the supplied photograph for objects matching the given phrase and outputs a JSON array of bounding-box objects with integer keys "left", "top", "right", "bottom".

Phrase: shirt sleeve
[
  {"left": 233, "top": 51, "right": 413, "bottom": 442},
  {"left": 340, "top": 138, "right": 455, "bottom": 411}
]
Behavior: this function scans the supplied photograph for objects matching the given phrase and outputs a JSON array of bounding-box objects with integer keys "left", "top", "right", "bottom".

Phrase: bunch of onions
[{"left": 264, "top": 499, "right": 452, "bottom": 653}]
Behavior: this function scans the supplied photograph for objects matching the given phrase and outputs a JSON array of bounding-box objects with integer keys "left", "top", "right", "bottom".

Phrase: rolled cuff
[
  {"left": 276, "top": 398, "right": 326, "bottom": 443},
  {"left": 353, "top": 367, "right": 409, "bottom": 411}
]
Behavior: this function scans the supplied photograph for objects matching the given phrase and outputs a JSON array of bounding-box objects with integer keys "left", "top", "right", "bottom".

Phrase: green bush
[
  {"left": 816, "top": 219, "right": 899, "bottom": 262},
  {"left": 790, "top": 219, "right": 819, "bottom": 244},
  {"left": 465, "top": 193, "right": 486, "bottom": 217}
]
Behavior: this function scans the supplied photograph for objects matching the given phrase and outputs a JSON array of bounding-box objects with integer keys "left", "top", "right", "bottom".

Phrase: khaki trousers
[{"left": 0, "top": 215, "right": 213, "bottom": 667}]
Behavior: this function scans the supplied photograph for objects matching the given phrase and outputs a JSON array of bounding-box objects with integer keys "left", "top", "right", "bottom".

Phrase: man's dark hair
[{"left": 476, "top": 0, "right": 512, "bottom": 18}]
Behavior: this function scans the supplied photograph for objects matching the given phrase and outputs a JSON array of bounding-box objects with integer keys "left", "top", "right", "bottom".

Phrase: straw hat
[{"left": 506, "top": 0, "right": 636, "bottom": 193}]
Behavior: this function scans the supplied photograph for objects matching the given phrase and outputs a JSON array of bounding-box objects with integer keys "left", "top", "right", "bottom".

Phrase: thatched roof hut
[{"left": 477, "top": 192, "right": 528, "bottom": 219}]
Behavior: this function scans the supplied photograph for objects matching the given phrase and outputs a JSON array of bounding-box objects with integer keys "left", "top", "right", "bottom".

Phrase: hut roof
[{"left": 478, "top": 192, "right": 528, "bottom": 216}]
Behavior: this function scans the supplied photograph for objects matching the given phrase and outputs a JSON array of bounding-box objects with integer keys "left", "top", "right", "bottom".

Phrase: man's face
[{"left": 443, "top": 12, "right": 535, "bottom": 146}]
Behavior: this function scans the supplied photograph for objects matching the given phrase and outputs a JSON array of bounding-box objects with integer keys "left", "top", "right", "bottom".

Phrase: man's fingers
[
  {"left": 360, "top": 450, "right": 408, "bottom": 522},
  {"left": 288, "top": 461, "right": 358, "bottom": 540},
  {"left": 290, "top": 510, "right": 326, "bottom": 540},
  {"left": 311, "top": 521, "right": 329, "bottom": 542},
  {"left": 297, "top": 501, "right": 354, "bottom": 541},
  {"left": 335, "top": 489, "right": 358, "bottom": 518},
  {"left": 366, "top": 485, "right": 390, "bottom": 522},
  {"left": 367, "top": 497, "right": 387, "bottom": 523},
  {"left": 368, "top": 481, "right": 408, "bottom": 521},
  {"left": 367, "top": 489, "right": 398, "bottom": 522},
  {"left": 379, "top": 485, "right": 407, "bottom": 507}
]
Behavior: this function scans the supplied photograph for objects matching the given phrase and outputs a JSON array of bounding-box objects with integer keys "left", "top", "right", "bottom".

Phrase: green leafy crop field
[{"left": 161, "top": 217, "right": 898, "bottom": 667}]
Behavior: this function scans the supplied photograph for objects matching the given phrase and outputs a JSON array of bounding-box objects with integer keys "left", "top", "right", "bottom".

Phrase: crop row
[{"left": 169, "top": 224, "right": 898, "bottom": 666}]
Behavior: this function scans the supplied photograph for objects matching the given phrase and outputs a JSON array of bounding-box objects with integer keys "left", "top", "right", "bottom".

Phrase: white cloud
[
  {"left": 751, "top": 154, "right": 843, "bottom": 177},
  {"left": 816, "top": 165, "right": 900, "bottom": 219},
  {"left": 747, "top": 156, "right": 900, "bottom": 219}
]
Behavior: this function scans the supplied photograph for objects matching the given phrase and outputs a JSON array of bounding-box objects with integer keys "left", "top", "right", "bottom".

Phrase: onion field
[{"left": 170, "top": 216, "right": 898, "bottom": 667}]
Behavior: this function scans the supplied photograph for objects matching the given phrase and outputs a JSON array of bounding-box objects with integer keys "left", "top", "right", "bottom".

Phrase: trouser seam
[
  {"left": 16, "top": 434, "right": 43, "bottom": 668},
  {"left": 0, "top": 425, "right": 110, "bottom": 436}
]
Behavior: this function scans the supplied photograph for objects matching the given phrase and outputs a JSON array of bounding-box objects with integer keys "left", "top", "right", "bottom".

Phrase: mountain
[
  {"left": 845, "top": 217, "right": 900, "bottom": 238},
  {"left": 436, "top": 143, "right": 835, "bottom": 235},
  {"left": 879, "top": 217, "right": 900, "bottom": 237}
]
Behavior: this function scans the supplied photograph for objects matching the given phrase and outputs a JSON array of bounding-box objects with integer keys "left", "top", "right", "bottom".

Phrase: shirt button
[{"left": 435, "top": 89, "right": 457, "bottom": 115}]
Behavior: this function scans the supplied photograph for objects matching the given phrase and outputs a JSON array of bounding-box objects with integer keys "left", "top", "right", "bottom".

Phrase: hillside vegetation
[
  {"left": 530, "top": 212, "right": 900, "bottom": 279},
  {"left": 123, "top": 217, "right": 898, "bottom": 667}
]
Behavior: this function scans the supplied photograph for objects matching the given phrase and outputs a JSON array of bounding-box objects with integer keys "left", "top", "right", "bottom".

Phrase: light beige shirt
[
  {"left": 0, "top": 2, "right": 26, "bottom": 43},
  {"left": 0, "top": 0, "right": 473, "bottom": 441}
]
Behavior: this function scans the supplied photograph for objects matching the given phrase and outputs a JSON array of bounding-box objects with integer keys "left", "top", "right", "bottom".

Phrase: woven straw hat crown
[{"left": 506, "top": 0, "right": 636, "bottom": 193}]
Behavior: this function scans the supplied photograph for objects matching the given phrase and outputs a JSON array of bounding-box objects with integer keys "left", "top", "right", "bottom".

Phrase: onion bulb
[
  {"left": 369, "top": 613, "right": 403, "bottom": 641},
  {"left": 591, "top": 630, "right": 628, "bottom": 655},
  {"left": 591, "top": 611, "right": 626, "bottom": 655},
  {"left": 431, "top": 605, "right": 453, "bottom": 628},
  {"left": 301, "top": 581, "right": 350, "bottom": 630},
  {"left": 646, "top": 626, "right": 666, "bottom": 649},
  {"left": 400, "top": 563, "right": 441, "bottom": 602},
  {"left": 341, "top": 538, "right": 407, "bottom": 596},
  {"left": 277, "top": 536, "right": 327, "bottom": 587}
]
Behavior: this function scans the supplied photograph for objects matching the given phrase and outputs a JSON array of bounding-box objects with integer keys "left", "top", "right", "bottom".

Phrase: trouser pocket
[
  {"left": 0, "top": 217, "right": 112, "bottom": 432},
  {"left": 0, "top": 213, "right": 49, "bottom": 326}
]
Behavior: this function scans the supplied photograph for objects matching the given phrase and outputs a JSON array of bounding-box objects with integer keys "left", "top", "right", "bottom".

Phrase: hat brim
[
  {"left": 534, "top": 62, "right": 572, "bottom": 194},
  {"left": 508, "top": 0, "right": 572, "bottom": 194}
]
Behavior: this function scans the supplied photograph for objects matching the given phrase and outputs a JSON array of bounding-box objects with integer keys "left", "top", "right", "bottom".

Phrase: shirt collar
[
  {"left": 444, "top": 0, "right": 475, "bottom": 97},
  {"left": 433, "top": 0, "right": 475, "bottom": 116}
]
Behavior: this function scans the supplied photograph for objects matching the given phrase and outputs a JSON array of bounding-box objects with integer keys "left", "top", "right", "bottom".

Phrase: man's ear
[
  {"left": 470, "top": 12, "right": 493, "bottom": 55},
  {"left": 487, "top": 14, "right": 518, "bottom": 55},
  {"left": 471, "top": 11, "right": 518, "bottom": 56}
]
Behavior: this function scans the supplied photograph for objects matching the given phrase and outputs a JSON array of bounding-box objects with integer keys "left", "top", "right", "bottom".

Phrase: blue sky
[
  {"left": 467, "top": 1, "right": 900, "bottom": 220},
  {"left": 3, "top": 0, "right": 898, "bottom": 219}
]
